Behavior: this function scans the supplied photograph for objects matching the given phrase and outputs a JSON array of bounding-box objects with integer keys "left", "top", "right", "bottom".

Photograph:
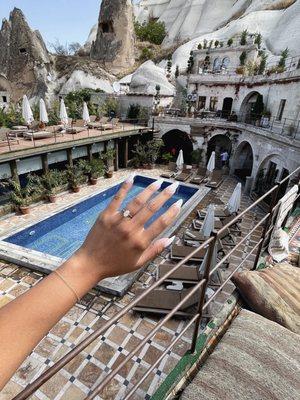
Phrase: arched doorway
[
  {"left": 233, "top": 141, "right": 254, "bottom": 181},
  {"left": 207, "top": 134, "right": 232, "bottom": 169},
  {"left": 240, "top": 91, "right": 263, "bottom": 123},
  {"left": 222, "top": 97, "right": 233, "bottom": 118},
  {"left": 162, "top": 130, "right": 194, "bottom": 164}
]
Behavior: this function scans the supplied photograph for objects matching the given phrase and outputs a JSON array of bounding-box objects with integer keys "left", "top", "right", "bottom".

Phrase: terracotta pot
[
  {"left": 19, "top": 206, "right": 30, "bottom": 215},
  {"left": 90, "top": 178, "right": 98, "bottom": 185},
  {"left": 72, "top": 186, "right": 80, "bottom": 193},
  {"left": 106, "top": 171, "right": 113, "bottom": 179},
  {"left": 48, "top": 194, "right": 57, "bottom": 203}
]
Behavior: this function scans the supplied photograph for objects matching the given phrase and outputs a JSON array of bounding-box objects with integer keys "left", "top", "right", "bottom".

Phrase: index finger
[{"left": 106, "top": 173, "right": 135, "bottom": 214}]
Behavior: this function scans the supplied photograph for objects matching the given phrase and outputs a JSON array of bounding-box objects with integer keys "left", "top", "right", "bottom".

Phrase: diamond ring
[{"left": 121, "top": 209, "right": 133, "bottom": 219}]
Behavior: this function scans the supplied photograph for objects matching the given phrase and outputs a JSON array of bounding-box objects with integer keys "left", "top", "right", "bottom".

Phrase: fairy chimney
[{"left": 90, "top": 0, "right": 135, "bottom": 73}]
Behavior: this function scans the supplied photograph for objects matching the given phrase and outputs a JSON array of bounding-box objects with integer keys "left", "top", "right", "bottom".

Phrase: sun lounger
[
  {"left": 170, "top": 244, "right": 206, "bottom": 261},
  {"left": 175, "top": 167, "right": 193, "bottom": 182},
  {"left": 205, "top": 170, "right": 224, "bottom": 188},
  {"left": 88, "top": 117, "right": 109, "bottom": 129},
  {"left": 222, "top": 214, "right": 242, "bottom": 234},
  {"left": 134, "top": 283, "right": 199, "bottom": 313},
  {"left": 158, "top": 262, "right": 202, "bottom": 283},
  {"left": 190, "top": 167, "right": 207, "bottom": 185},
  {"left": 160, "top": 162, "right": 177, "bottom": 179},
  {"left": 66, "top": 127, "right": 86, "bottom": 134},
  {"left": 23, "top": 131, "right": 59, "bottom": 140},
  {"left": 192, "top": 218, "right": 223, "bottom": 231}
]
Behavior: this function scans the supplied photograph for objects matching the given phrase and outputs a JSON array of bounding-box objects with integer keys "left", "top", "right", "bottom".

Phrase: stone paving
[{"left": 0, "top": 168, "right": 265, "bottom": 400}]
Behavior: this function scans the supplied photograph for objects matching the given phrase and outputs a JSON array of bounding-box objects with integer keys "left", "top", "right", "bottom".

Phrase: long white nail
[
  {"left": 173, "top": 199, "right": 183, "bottom": 210},
  {"left": 151, "top": 178, "right": 164, "bottom": 190},
  {"left": 125, "top": 173, "right": 135, "bottom": 184},
  {"left": 166, "top": 182, "right": 179, "bottom": 194},
  {"left": 162, "top": 236, "right": 176, "bottom": 248}
]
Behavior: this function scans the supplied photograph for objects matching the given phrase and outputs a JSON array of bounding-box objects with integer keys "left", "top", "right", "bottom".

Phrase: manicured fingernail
[
  {"left": 125, "top": 173, "right": 135, "bottom": 184},
  {"left": 151, "top": 178, "right": 163, "bottom": 190},
  {"left": 173, "top": 199, "right": 183, "bottom": 211},
  {"left": 162, "top": 236, "right": 176, "bottom": 248},
  {"left": 166, "top": 182, "right": 179, "bottom": 194}
]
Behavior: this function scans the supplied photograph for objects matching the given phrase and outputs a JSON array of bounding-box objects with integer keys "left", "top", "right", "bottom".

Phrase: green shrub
[
  {"left": 139, "top": 47, "right": 153, "bottom": 61},
  {"left": 255, "top": 33, "right": 262, "bottom": 49},
  {"left": 134, "top": 20, "right": 166, "bottom": 45},
  {"left": 259, "top": 53, "right": 268, "bottom": 74},
  {"left": 100, "top": 97, "right": 119, "bottom": 117},
  {"left": 227, "top": 38, "right": 233, "bottom": 47},
  {"left": 240, "top": 30, "right": 248, "bottom": 45},
  {"left": 175, "top": 65, "right": 179, "bottom": 78},
  {"left": 64, "top": 89, "right": 102, "bottom": 119},
  {"left": 127, "top": 104, "right": 141, "bottom": 120},
  {"left": 239, "top": 51, "right": 247, "bottom": 66},
  {"left": 214, "top": 40, "right": 219, "bottom": 48},
  {"left": 278, "top": 48, "right": 289, "bottom": 69},
  {"left": 197, "top": 43, "right": 202, "bottom": 50}
]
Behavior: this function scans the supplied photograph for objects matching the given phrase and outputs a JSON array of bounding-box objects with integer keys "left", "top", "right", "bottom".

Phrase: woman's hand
[{"left": 74, "top": 175, "right": 182, "bottom": 281}]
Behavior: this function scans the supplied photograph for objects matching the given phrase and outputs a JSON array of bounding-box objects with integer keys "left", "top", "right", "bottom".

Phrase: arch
[
  {"left": 222, "top": 57, "right": 230, "bottom": 69},
  {"left": 222, "top": 97, "right": 233, "bottom": 118},
  {"left": 162, "top": 129, "right": 194, "bottom": 164},
  {"left": 232, "top": 141, "right": 254, "bottom": 181},
  {"left": 213, "top": 57, "right": 221, "bottom": 72},
  {"left": 239, "top": 91, "right": 262, "bottom": 122},
  {"left": 207, "top": 134, "right": 232, "bottom": 169}
]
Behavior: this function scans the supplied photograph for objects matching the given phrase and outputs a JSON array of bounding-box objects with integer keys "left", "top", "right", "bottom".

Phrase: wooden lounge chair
[
  {"left": 170, "top": 244, "right": 206, "bottom": 261},
  {"left": 133, "top": 283, "right": 199, "bottom": 314},
  {"left": 192, "top": 218, "right": 223, "bottom": 231},
  {"left": 197, "top": 207, "right": 231, "bottom": 220},
  {"left": 222, "top": 214, "right": 242, "bottom": 235},
  {"left": 23, "top": 131, "right": 59, "bottom": 140},
  {"left": 175, "top": 167, "right": 193, "bottom": 182},
  {"left": 190, "top": 167, "right": 207, "bottom": 185},
  {"left": 88, "top": 117, "right": 109, "bottom": 129},
  {"left": 161, "top": 162, "right": 177, "bottom": 179},
  {"left": 158, "top": 262, "right": 202, "bottom": 283},
  {"left": 205, "top": 170, "right": 224, "bottom": 189}
]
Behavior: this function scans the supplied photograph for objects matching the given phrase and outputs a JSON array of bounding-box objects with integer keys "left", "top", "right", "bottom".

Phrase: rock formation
[
  {"left": 0, "top": 8, "right": 52, "bottom": 102},
  {"left": 90, "top": 0, "right": 135, "bottom": 74}
]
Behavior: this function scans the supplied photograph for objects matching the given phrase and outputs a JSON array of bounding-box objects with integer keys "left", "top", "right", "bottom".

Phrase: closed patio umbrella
[
  {"left": 22, "top": 95, "right": 34, "bottom": 126},
  {"left": 226, "top": 182, "right": 242, "bottom": 214},
  {"left": 176, "top": 149, "right": 184, "bottom": 170},
  {"left": 82, "top": 102, "right": 90, "bottom": 125},
  {"left": 207, "top": 151, "right": 216, "bottom": 173},
  {"left": 199, "top": 242, "right": 218, "bottom": 274},
  {"left": 59, "top": 99, "right": 69, "bottom": 126},
  {"left": 200, "top": 204, "right": 215, "bottom": 238},
  {"left": 39, "top": 99, "right": 49, "bottom": 124}
]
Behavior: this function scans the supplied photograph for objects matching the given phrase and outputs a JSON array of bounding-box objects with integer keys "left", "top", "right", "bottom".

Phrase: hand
[{"left": 75, "top": 175, "right": 182, "bottom": 280}]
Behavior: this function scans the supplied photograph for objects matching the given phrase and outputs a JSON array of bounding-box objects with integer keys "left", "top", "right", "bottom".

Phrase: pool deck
[{"left": 0, "top": 168, "right": 265, "bottom": 400}]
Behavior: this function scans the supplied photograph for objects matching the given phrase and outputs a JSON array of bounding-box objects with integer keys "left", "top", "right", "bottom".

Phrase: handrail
[{"left": 13, "top": 165, "right": 300, "bottom": 400}]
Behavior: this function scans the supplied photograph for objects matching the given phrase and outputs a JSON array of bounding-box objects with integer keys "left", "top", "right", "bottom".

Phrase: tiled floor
[{"left": 0, "top": 169, "right": 265, "bottom": 399}]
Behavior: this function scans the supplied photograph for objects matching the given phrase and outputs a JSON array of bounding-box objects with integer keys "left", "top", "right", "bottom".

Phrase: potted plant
[
  {"left": 162, "top": 152, "right": 173, "bottom": 164},
  {"left": 28, "top": 170, "right": 66, "bottom": 203},
  {"left": 87, "top": 158, "right": 105, "bottom": 185},
  {"left": 191, "top": 148, "right": 203, "bottom": 168},
  {"left": 146, "top": 139, "right": 163, "bottom": 168},
  {"left": 1, "top": 178, "right": 35, "bottom": 214},
  {"left": 132, "top": 143, "right": 148, "bottom": 168},
  {"left": 101, "top": 149, "right": 116, "bottom": 178},
  {"left": 66, "top": 162, "right": 87, "bottom": 192}
]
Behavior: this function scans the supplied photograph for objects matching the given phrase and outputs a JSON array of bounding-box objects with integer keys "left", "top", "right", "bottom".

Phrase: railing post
[
  {"left": 252, "top": 183, "right": 280, "bottom": 270},
  {"left": 6, "top": 133, "right": 12, "bottom": 152},
  {"left": 190, "top": 232, "right": 218, "bottom": 354}
]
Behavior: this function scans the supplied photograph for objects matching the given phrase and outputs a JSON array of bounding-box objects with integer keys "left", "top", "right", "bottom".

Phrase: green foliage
[
  {"left": 239, "top": 51, "right": 247, "bottom": 66},
  {"left": 139, "top": 47, "right": 153, "bottom": 61},
  {"left": 66, "top": 161, "right": 87, "bottom": 188},
  {"left": 28, "top": 169, "right": 67, "bottom": 197},
  {"left": 162, "top": 152, "right": 173, "bottom": 163},
  {"left": 47, "top": 101, "right": 60, "bottom": 126},
  {"left": 227, "top": 38, "right": 233, "bottom": 47},
  {"left": 197, "top": 43, "right": 202, "bottom": 50},
  {"left": 134, "top": 20, "right": 166, "bottom": 45},
  {"left": 127, "top": 104, "right": 141, "bottom": 120},
  {"left": 167, "top": 56, "right": 172, "bottom": 74},
  {"left": 240, "top": 30, "right": 248, "bottom": 45},
  {"left": 78, "top": 158, "right": 105, "bottom": 180},
  {"left": 1, "top": 178, "right": 36, "bottom": 207},
  {"left": 278, "top": 48, "right": 289, "bottom": 69},
  {"left": 64, "top": 89, "right": 102, "bottom": 119},
  {"left": 100, "top": 97, "right": 119, "bottom": 117},
  {"left": 132, "top": 139, "right": 163, "bottom": 166},
  {"left": 191, "top": 149, "right": 203, "bottom": 165},
  {"left": 175, "top": 65, "right": 180, "bottom": 78},
  {"left": 245, "top": 60, "right": 260, "bottom": 75},
  {"left": 101, "top": 148, "right": 116, "bottom": 171},
  {"left": 203, "top": 39, "right": 208, "bottom": 49},
  {"left": 0, "top": 105, "right": 24, "bottom": 128},
  {"left": 259, "top": 52, "right": 268, "bottom": 74},
  {"left": 214, "top": 40, "right": 219, "bottom": 48},
  {"left": 254, "top": 33, "right": 262, "bottom": 49}
]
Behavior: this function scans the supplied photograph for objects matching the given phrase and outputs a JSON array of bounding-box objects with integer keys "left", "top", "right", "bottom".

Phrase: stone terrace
[{"left": 0, "top": 168, "right": 264, "bottom": 400}]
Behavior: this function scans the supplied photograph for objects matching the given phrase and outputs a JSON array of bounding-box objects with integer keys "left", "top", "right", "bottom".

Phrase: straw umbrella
[
  {"left": 176, "top": 149, "right": 184, "bottom": 171},
  {"left": 82, "top": 102, "right": 90, "bottom": 125},
  {"left": 39, "top": 99, "right": 49, "bottom": 125},
  {"left": 226, "top": 182, "right": 242, "bottom": 214},
  {"left": 59, "top": 99, "right": 69, "bottom": 126},
  {"left": 200, "top": 204, "right": 215, "bottom": 238},
  {"left": 206, "top": 151, "right": 215, "bottom": 174},
  {"left": 22, "top": 95, "right": 34, "bottom": 126}
]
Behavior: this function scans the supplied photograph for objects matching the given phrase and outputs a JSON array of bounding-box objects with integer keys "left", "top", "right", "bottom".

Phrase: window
[
  {"left": 100, "top": 21, "right": 114, "bottom": 33},
  {"left": 213, "top": 57, "right": 221, "bottom": 72},
  {"left": 276, "top": 99, "right": 286, "bottom": 121},
  {"left": 2, "top": 96, "right": 7, "bottom": 103},
  {"left": 222, "top": 57, "right": 230, "bottom": 69},
  {"left": 19, "top": 48, "right": 27, "bottom": 54},
  {"left": 209, "top": 96, "right": 218, "bottom": 111},
  {"left": 198, "top": 96, "right": 206, "bottom": 110}
]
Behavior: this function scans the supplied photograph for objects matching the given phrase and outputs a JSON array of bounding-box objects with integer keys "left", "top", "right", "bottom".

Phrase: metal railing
[
  {"left": 160, "top": 111, "right": 300, "bottom": 139},
  {"left": 3, "top": 119, "right": 150, "bottom": 153},
  {"left": 13, "top": 166, "right": 300, "bottom": 400}
]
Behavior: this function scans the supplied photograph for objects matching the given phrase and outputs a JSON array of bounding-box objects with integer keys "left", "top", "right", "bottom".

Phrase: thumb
[{"left": 137, "top": 237, "right": 175, "bottom": 268}]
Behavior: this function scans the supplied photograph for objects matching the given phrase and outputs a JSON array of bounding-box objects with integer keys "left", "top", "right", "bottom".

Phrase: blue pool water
[{"left": 5, "top": 176, "right": 197, "bottom": 259}]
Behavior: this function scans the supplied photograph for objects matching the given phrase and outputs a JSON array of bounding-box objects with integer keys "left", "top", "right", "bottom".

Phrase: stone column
[
  {"left": 9, "top": 160, "right": 20, "bottom": 184},
  {"left": 124, "top": 138, "right": 129, "bottom": 167},
  {"left": 114, "top": 139, "right": 119, "bottom": 171},
  {"left": 244, "top": 176, "right": 253, "bottom": 194},
  {"left": 42, "top": 154, "right": 49, "bottom": 173},
  {"left": 87, "top": 144, "right": 93, "bottom": 162},
  {"left": 67, "top": 148, "right": 73, "bottom": 167}
]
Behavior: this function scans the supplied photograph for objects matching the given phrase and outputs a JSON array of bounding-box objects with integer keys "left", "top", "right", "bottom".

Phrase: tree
[
  {"left": 259, "top": 52, "right": 268, "bottom": 75},
  {"left": 240, "top": 51, "right": 247, "bottom": 66},
  {"left": 214, "top": 40, "right": 220, "bottom": 48},
  {"left": 187, "top": 51, "right": 194, "bottom": 74},
  {"left": 134, "top": 20, "right": 166, "bottom": 45},
  {"left": 227, "top": 38, "right": 233, "bottom": 47},
  {"left": 68, "top": 42, "right": 81, "bottom": 55},
  {"left": 139, "top": 47, "right": 153, "bottom": 61},
  {"left": 175, "top": 65, "right": 180, "bottom": 78},
  {"left": 197, "top": 43, "right": 202, "bottom": 50},
  {"left": 278, "top": 48, "right": 289, "bottom": 69},
  {"left": 166, "top": 56, "right": 172, "bottom": 76},
  {"left": 208, "top": 40, "right": 213, "bottom": 48},
  {"left": 49, "top": 39, "right": 81, "bottom": 55},
  {"left": 240, "top": 30, "right": 248, "bottom": 45},
  {"left": 254, "top": 33, "right": 262, "bottom": 49},
  {"left": 203, "top": 39, "right": 208, "bottom": 49}
]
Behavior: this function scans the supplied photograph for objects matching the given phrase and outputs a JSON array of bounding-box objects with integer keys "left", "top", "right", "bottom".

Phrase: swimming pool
[{"left": 4, "top": 175, "right": 198, "bottom": 260}]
